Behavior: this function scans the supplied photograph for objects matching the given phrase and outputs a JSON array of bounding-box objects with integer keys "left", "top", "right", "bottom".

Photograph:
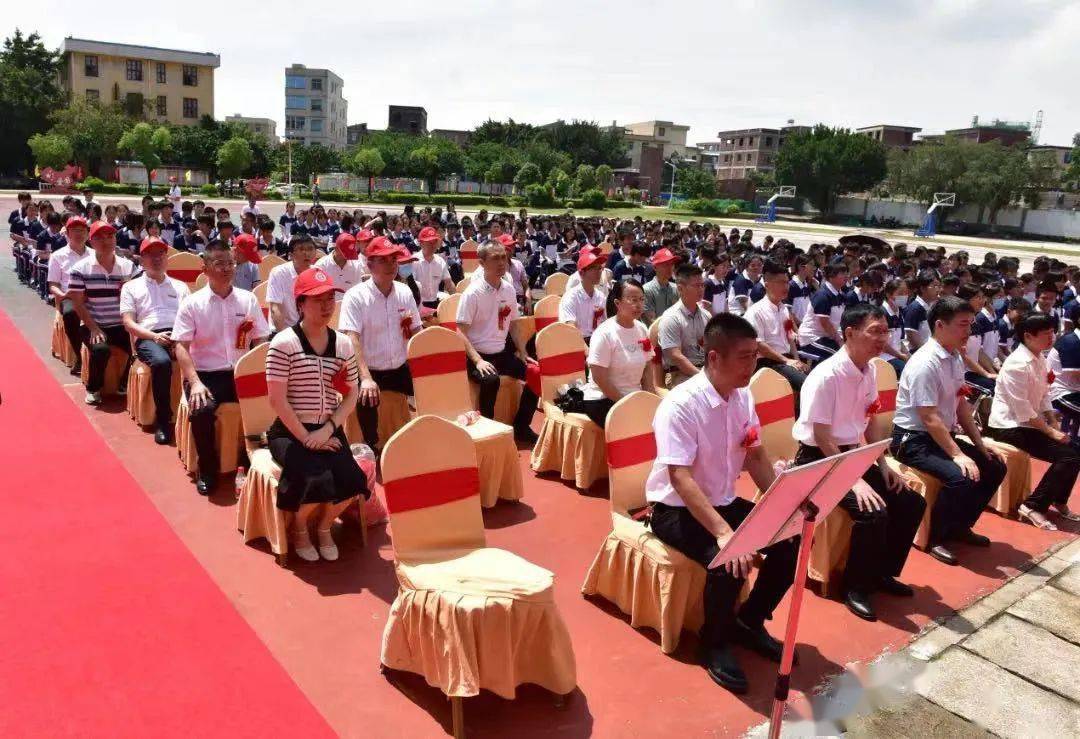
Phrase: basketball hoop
[
  {"left": 757, "top": 186, "right": 796, "bottom": 223},
  {"left": 915, "top": 192, "right": 954, "bottom": 238}
]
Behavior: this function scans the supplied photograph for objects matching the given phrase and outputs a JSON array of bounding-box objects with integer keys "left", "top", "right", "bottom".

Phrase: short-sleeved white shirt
[
  {"left": 583, "top": 318, "right": 649, "bottom": 400},
  {"left": 745, "top": 297, "right": 794, "bottom": 356},
  {"left": 658, "top": 301, "right": 707, "bottom": 368},
  {"left": 413, "top": 253, "right": 451, "bottom": 303},
  {"left": 314, "top": 253, "right": 366, "bottom": 300},
  {"left": 337, "top": 280, "right": 422, "bottom": 371},
  {"left": 171, "top": 286, "right": 269, "bottom": 372},
  {"left": 46, "top": 245, "right": 90, "bottom": 292},
  {"left": 456, "top": 277, "right": 519, "bottom": 355},
  {"left": 989, "top": 342, "right": 1052, "bottom": 429},
  {"left": 793, "top": 347, "right": 878, "bottom": 447},
  {"left": 893, "top": 338, "right": 966, "bottom": 432},
  {"left": 120, "top": 273, "right": 191, "bottom": 330},
  {"left": 266, "top": 262, "right": 301, "bottom": 326},
  {"left": 559, "top": 284, "right": 608, "bottom": 338},
  {"left": 645, "top": 372, "right": 761, "bottom": 508}
]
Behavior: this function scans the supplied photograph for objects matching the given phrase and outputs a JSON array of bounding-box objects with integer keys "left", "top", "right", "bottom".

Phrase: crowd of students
[{"left": 8, "top": 189, "right": 1080, "bottom": 693}]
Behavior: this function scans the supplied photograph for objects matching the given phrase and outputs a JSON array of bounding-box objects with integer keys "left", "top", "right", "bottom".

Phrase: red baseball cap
[
  {"left": 497, "top": 233, "right": 516, "bottom": 251},
  {"left": 365, "top": 236, "right": 399, "bottom": 258},
  {"left": 139, "top": 237, "right": 168, "bottom": 254},
  {"left": 577, "top": 250, "right": 604, "bottom": 271},
  {"left": 89, "top": 221, "right": 116, "bottom": 240},
  {"left": 650, "top": 248, "right": 678, "bottom": 266},
  {"left": 65, "top": 216, "right": 89, "bottom": 231},
  {"left": 293, "top": 267, "right": 342, "bottom": 299},
  {"left": 335, "top": 233, "right": 359, "bottom": 260},
  {"left": 232, "top": 233, "right": 263, "bottom": 264},
  {"left": 356, "top": 229, "right": 375, "bottom": 243},
  {"left": 418, "top": 226, "right": 441, "bottom": 243},
  {"left": 396, "top": 246, "right": 418, "bottom": 264}
]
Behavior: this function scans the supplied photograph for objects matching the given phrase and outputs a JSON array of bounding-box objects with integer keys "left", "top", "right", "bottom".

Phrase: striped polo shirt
[
  {"left": 67, "top": 254, "right": 140, "bottom": 328},
  {"left": 266, "top": 326, "right": 359, "bottom": 424}
]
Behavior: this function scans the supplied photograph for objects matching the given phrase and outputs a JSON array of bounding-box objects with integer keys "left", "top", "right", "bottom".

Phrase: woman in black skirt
[{"left": 266, "top": 267, "right": 369, "bottom": 562}]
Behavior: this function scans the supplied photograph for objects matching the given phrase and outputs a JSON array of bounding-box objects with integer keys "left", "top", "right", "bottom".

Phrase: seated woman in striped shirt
[{"left": 266, "top": 267, "right": 369, "bottom": 562}]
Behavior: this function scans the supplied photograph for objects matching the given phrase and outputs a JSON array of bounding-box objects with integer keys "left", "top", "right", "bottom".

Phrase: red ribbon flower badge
[
  {"left": 865, "top": 399, "right": 882, "bottom": 418},
  {"left": 592, "top": 306, "right": 604, "bottom": 329},
  {"left": 1048, "top": 370, "right": 1056, "bottom": 385},
  {"left": 497, "top": 303, "right": 512, "bottom": 330},
  {"left": 235, "top": 318, "right": 254, "bottom": 350},
  {"left": 956, "top": 385, "right": 972, "bottom": 399},
  {"left": 784, "top": 318, "right": 795, "bottom": 333},
  {"left": 638, "top": 337, "right": 653, "bottom": 353},
  {"left": 330, "top": 363, "right": 351, "bottom": 395},
  {"left": 741, "top": 425, "right": 760, "bottom": 449},
  {"left": 399, "top": 310, "right": 413, "bottom": 341}
]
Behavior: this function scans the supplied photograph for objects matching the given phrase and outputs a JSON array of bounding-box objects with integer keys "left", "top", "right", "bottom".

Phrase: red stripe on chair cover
[
  {"left": 652, "top": 345, "right": 662, "bottom": 365},
  {"left": 168, "top": 268, "right": 203, "bottom": 283},
  {"left": 234, "top": 372, "right": 268, "bottom": 399},
  {"left": 438, "top": 321, "right": 458, "bottom": 332},
  {"left": 384, "top": 467, "right": 481, "bottom": 513},
  {"left": 538, "top": 351, "right": 585, "bottom": 377},
  {"left": 755, "top": 394, "right": 794, "bottom": 426},
  {"left": 409, "top": 350, "right": 466, "bottom": 378},
  {"left": 460, "top": 250, "right": 478, "bottom": 260},
  {"left": 261, "top": 306, "right": 270, "bottom": 320},
  {"left": 526, "top": 358, "right": 541, "bottom": 396},
  {"left": 534, "top": 316, "right": 557, "bottom": 331},
  {"left": 607, "top": 432, "right": 656, "bottom": 468},
  {"left": 878, "top": 388, "right": 897, "bottom": 413}
]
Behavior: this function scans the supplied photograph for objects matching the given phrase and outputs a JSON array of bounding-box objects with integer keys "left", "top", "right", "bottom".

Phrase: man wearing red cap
[
  {"left": 643, "top": 247, "right": 679, "bottom": 324},
  {"left": 231, "top": 233, "right": 263, "bottom": 291},
  {"left": 47, "top": 216, "right": 91, "bottom": 375},
  {"left": 315, "top": 233, "right": 367, "bottom": 299},
  {"left": 338, "top": 236, "right": 422, "bottom": 453},
  {"left": 413, "top": 226, "right": 453, "bottom": 310},
  {"left": 68, "top": 221, "right": 140, "bottom": 405},
  {"left": 559, "top": 250, "right": 608, "bottom": 343},
  {"left": 565, "top": 243, "right": 600, "bottom": 293},
  {"left": 120, "top": 237, "right": 192, "bottom": 443},
  {"left": 266, "top": 234, "right": 318, "bottom": 332},
  {"left": 456, "top": 240, "right": 539, "bottom": 442}
]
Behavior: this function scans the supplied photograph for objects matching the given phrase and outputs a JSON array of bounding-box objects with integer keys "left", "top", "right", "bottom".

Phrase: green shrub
[
  {"left": 627, "top": 188, "right": 642, "bottom": 202},
  {"left": 524, "top": 183, "right": 555, "bottom": 207},
  {"left": 674, "top": 198, "right": 751, "bottom": 216},
  {"left": 578, "top": 188, "right": 607, "bottom": 210},
  {"left": 605, "top": 199, "right": 639, "bottom": 209},
  {"left": 81, "top": 176, "right": 106, "bottom": 190},
  {"left": 199, "top": 183, "right": 218, "bottom": 196}
]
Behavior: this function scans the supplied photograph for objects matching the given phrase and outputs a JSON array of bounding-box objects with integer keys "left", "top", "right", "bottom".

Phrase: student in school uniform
[
  {"left": 786, "top": 255, "right": 815, "bottom": 324},
  {"left": 879, "top": 278, "right": 911, "bottom": 377},
  {"left": 996, "top": 297, "right": 1030, "bottom": 363},
  {"left": 702, "top": 252, "right": 732, "bottom": 315},
  {"left": 728, "top": 254, "right": 764, "bottom": 316},
  {"left": 797, "top": 262, "right": 848, "bottom": 363},
  {"left": 744, "top": 259, "right": 808, "bottom": 397},
  {"left": 1048, "top": 303, "right": 1080, "bottom": 437},
  {"left": 277, "top": 201, "right": 298, "bottom": 239},
  {"left": 34, "top": 212, "right": 68, "bottom": 300},
  {"left": 902, "top": 270, "right": 941, "bottom": 352}
]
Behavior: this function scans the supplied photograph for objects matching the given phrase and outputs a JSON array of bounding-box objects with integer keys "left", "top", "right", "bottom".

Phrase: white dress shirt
[
  {"left": 989, "top": 342, "right": 1053, "bottom": 429},
  {"left": 171, "top": 286, "right": 269, "bottom": 372},
  {"left": 645, "top": 372, "right": 761, "bottom": 508},
  {"left": 120, "top": 273, "right": 191, "bottom": 330},
  {"left": 793, "top": 347, "right": 878, "bottom": 446},
  {"left": 266, "top": 262, "right": 301, "bottom": 326},
  {"left": 46, "top": 245, "right": 90, "bottom": 292},
  {"left": 314, "top": 253, "right": 366, "bottom": 300},
  {"left": 456, "top": 277, "right": 520, "bottom": 354},
  {"left": 893, "top": 338, "right": 966, "bottom": 432},
  {"left": 559, "top": 284, "right": 608, "bottom": 338},
  {"left": 413, "top": 253, "right": 451, "bottom": 303},
  {"left": 744, "top": 296, "right": 794, "bottom": 356},
  {"left": 337, "top": 280, "right": 422, "bottom": 371}
]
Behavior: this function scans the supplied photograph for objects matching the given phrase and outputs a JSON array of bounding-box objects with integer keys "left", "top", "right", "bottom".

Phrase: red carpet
[{"left": 0, "top": 309, "right": 334, "bottom": 738}]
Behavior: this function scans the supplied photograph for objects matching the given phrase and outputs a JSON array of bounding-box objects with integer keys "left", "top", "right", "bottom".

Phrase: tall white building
[{"left": 283, "top": 64, "right": 347, "bottom": 149}]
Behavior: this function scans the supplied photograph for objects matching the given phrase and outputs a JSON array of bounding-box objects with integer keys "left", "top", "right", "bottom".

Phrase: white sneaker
[
  {"left": 317, "top": 529, "right": 339, "bottom": 561},
  {"left": 85, "top": 391, "right": 102, "bottom": 406}
]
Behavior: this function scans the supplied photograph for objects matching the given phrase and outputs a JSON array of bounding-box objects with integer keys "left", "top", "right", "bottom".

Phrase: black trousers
[
  {"left": 1052, "top": 392, "right": 1080, "bottom": 437},
  {"left": 135, "top": 334, "right": 175, "bottom": 431},
  {"left": 794, "top": 443, "right": 925, "bottom": 593},
  {"left": 891, "top": 429, "right": 1006, "bottom": 545},
  {"left": 80, "top": 324, "right": 131, "bottom": 393},
  {"left": 185, "top": 369, "right": 238, "bottom": 478},
  {"left": 59, "top": 300, "right": 83, "bottom": 361},
  {"left": 987, "top": 426, "right": 1080, "bottom": 511},
  {"left": 466, "top": 347, "right": 538, "bottom": 432},
  {"left": 650, "top": 498, "right": 799, "bottom": 649},
  {"left": 756, "top": 357, "right": 807, "bottom": 410},
  {"left": 582, "top": 397, "right": 616, "bottom": 429},
  {"left": 798, "top": 337, "right": 839, "bottom": 364},
  {"left": 356, "top": 364, "right": 414, "bottom": 452}
]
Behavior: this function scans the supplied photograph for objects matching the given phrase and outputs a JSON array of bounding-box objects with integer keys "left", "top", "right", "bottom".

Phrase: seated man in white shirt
[
  {"left": 792, "top": 303, "right": 926, "bottom": 621},
  {"left": 172, "top": 241, "right": 270, "bottom": 495},
  {"left": 47, "top": 215, "right": 91, "bottom": 376},
  {"left": 647, "top": 313, "right": 799, "bottom": 694},
  {"left": 744, "top": 259, "right": 809, "bottom": 399},
  {"left": 558, "top": 250, "right": 608, "bottom": 344},
  {"left": 266, "top": 234, "right": 318, "bottom": 333},
  {"left": 338, "top": 236, "right": 422, "bottom": 454},
  {"left": 315, "top": 233, "right": 367, "bottom": 299},
  {"left": 120, "top": 237, "right": 192, "bottom": 443},
  {"left": 986, "top": 311, "right": 1080, "bottom": 530},
  {"left": 413, "top": 225, "right": 453, "bottom": 310},
  {"left": 889, "top": 296, "right": 1007, "bottom": 566},
  {"left": 456, "top": 240, "right": 539, "bottom": 443}
]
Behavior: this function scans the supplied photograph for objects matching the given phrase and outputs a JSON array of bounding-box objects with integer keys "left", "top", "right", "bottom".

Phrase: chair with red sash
[
  {"left": 165, "top": 252, "right": 204, "bottom": 292},
  {"left": 529, "top": 322, "right": 608, "bottom": 491},
  {"left": 258, "top": 254, "right": 285, "bottom": 284},
  {"left": 748, "top": 367, "right": 797, "bottom": 464},
  {"left": 582, "top": 391, "right": 706, "bottom": 653},
  {"left": 459, "top": 238, "right": 479, "bottom": 276},
  {"left": 50, "top": 309, "right": 77, "bottom": 368},
  {"left": 194, "top": 273, "right": 208, "bottom": 291},
  {"left": 78, "top": 345, "right": 128, "bottom": 396},
  {"left": 233, "top": 343, "right": 365, "bottom": 564},
  {"left": 127, "top": 353, "right": 183, "bottom": 428},
  {"left": 436, "top": 292, "right": 461, "bottom": 331},
  {"left": 543, "top": 271, "right": 568, "bottom": 298},
  {"left": 379, "top": 415, "right": 576, "bottom": 737},
  {"left": 252, "top": 281, "right": 270, "bottom": 322},
  {"left": 647, "top": 319, "right": 668, "bottom": 397},
  {"left": 407, "top": 326, "right": 524, "bottom": 507},
  {"left": 174, "top": 351, "right": 246, "bottom": 480}
]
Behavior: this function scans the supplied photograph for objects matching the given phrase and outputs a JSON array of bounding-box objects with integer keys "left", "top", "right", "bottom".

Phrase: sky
[{"left": 6, "top": 0, "right": 1079, "bottom": 147}]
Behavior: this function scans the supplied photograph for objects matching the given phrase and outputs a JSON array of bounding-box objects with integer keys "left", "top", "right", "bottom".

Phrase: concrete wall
[
  {"left": 116, "top": 164, "right": 209, "bottom": 186},
  {"left": 835, "top": 197, "right": 1080, "bottom": 239}
]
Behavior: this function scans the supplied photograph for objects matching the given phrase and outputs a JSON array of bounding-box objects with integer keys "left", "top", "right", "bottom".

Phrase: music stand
[{"left": 708, "top": 440, "right": 889, "bottom": 739}]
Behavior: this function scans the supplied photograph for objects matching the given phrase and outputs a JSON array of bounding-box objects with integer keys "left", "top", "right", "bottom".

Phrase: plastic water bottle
[
  {"left": 351, "top": 443, "right": 377, "bottom": 480},
  {"left": 234, "top": 466, "right": 247, "bottom": 501}
]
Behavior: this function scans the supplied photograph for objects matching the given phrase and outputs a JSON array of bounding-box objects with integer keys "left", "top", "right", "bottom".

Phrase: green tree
[
  {"left": 536, "top": 120, "right": 628, "bottom": 167},
  {"left": 775, "top": 125, "right": 887, "bottom": 214},
  {"left": 1063, "top": 135, "right": 1080, "bottom": 191},
  {"left": 49, "top": 99, "right": 132, "bottom": 179},
  {"left": 361, "top": 130, "right": 422, "bottom": 177},
  {"left": 283, "top": 143, "right": 341, "bottom": 184},
  {"left": 0, "top": 30, "right": 64, "bottom": 175},
  {"left": 513, "top": 162, "right": 542, "bottom": 189},
  {"left": 28, "top": 132, "right": 73, "bottom": 170},
  {"left": 574, "top": 164, "right": 597, "bottom": 193},
  {"left": 547, "top": 167, "right": 572, "bottom": 198},
  {"left": 595, "top": 164, "right": 614, "bottom": 191},
  {"left": 960, "top": 142, "right": 1035, "bottom": 226},
  {"left": 216, "top": 136, "right": 254, "bottom": 189},
  {"left": 472, "top": 118, "right": 537, "bottom": 148},
  {"left": 521, "top": 140, "right": 573, "bottom": 178},
  {"left": 167, "top": 116, "right": 225, "bottom": 177},
  {"left": 675, "top": 167, "right": 717, "bottom": 199},
  {"left": 406, "top": 138, "right": 464, "bottom": 193},
  {"left": 117, "top": 122, "right": 172, "bottom": 192},
  {"left": 347, "top": 147, "right": 385, "bottom": 196},
  {"left": 886, "top": 136, "right": 971, "bottom": 210},
  {"left": 464, "top": 141, "right": 521, "bottom": 184},
  {"left": 485, "top": 159, "right": 519, "bottom": 185}
]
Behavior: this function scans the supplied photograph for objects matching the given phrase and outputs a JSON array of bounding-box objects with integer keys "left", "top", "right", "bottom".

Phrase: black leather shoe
[
  {"left": 195, "top": 475, "right": 215, "bottom": 496},
  {"left": 878, "top": 576, "right": 914, "bottom": 597},
  {"left": 733, "top": 619, "right": 792, "bottom": 664},
  {"left": 844, "top": 590, "right": 877, "bottom": 621},
  {"left": 154, "top": 428, "right": 172, "bottom": 445},
  {"left": 70, "top": 361, "right": 82, "bottom": 377},
  {"left": 929, "top": 545, "right": 958, "bottom": 566},
  {"left": 699, "top": 644, "right": 748, "bottom": 694},
  {"left": 956, "top": 530, "right": 991, "bottom": 547}
]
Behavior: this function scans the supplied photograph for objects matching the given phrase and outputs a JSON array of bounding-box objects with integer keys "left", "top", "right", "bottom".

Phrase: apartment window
[
  {"left": 182, "top": 65, "right": 198, "bottom": 86},
  {"left": 311, "top": 77, "right": 323, "bottom": 91},
  {"left": 738, "top": 137, "right": 744, "bottom": 146},
  {"left": 156, "top": 62, "right": 166, "bottom": 83},
  {"left": 126, "top": 59, "right": 143, "bottom": 81},
  {"left": 723, "top": 154, "right": 730, "bottom": 163},
  {"left": 311, "top": 119, "right": 323, "bottom": 133},
  {"left": 182, "top": 97, "right": 198, "bottom": 119},
  {"left": 85, "top": 89, "right": 100, "bottom": 101},
  {"left": 779, "top": 138, "right": 785, "bottom": 147},
  {"left": 658, "top": 127, "right": 666, "bottom": 136},
  {"left": 156, "top": 95, "right": 167, "bottom": 116},
  {"left": 286, "top": 95, "right": 307, "bottom": 110},
  {"left": 124, "top": 92, "right": 144, "bottom": 116},
  {"left": 285, "top": 75, "right": 306, "bottom": 89},
  {"left": 748, "top": 137, "right": 754, "bottom": 146},
  {"left": 747, "top": 154, "right": 754, "bottom": 163},
  {"left": 286, "top": 115, "right": 306, "bottom": 131},
  {"left": 84, "top": 55, "right": 98, "bottom": 77},
  {"left": 310, "top": 98, "right": 322, "bottom": 112},
  {"left": 735, "top": 153, "right": 742, "bottom": 162},
  {"left": 765, "top": 137, "right": 773, "bottom": 147}
]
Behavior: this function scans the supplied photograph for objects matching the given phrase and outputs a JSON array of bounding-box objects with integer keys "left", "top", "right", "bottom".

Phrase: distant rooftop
[{"left": 60, "top": 37, "right": 220, "bottom": 67}]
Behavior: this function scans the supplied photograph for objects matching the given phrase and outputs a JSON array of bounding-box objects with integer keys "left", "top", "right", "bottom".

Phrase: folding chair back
[
  {"left": 459, "top": 239, "right": 479, "bottom": 275},
  {"left": 868, "top": 357, "right": 898, "bottom": 440},
  {"left": 195, "top": 273, "right": 208, "bottom": 290},
  {"left": 532, "top": 294, "right": 562, "bottom": 334},
  {"left": 543, "top": 271, "right": 569, "bottom": 298},
  {"left": 258, "top": 254, "right": 285, "bottom": 283},
  {"left": 455, "top": 278, "right": 471, "bottom": 294},
  {"left": 749, "top": 367, "right": 797, "bottom": 461},
  {"left": 233, "top": 343, "right": 275, "bottom": 439},
  {"left": 166, "top": 252, "right": 204, "bottom": 291},
  {"left": 647, "top": 318, "right": 665, "bottom": 389},
  {"left": 606, "top": 391, "right": 661, "bottom": 516},
  {"left": 534, "top": 322, "right": 587, "bottom": 404},
  {"left": 407, "top": 326, "right": 471, "bottom": 419},
  {"left": 596, "top": 241, "right": 613, "bottom": 257},
  {"left": 252, "top": 281, "right": 270, "bottom": 321},
  {"left": 436, "top": 293, "right": 461, "bottom": 331}
]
